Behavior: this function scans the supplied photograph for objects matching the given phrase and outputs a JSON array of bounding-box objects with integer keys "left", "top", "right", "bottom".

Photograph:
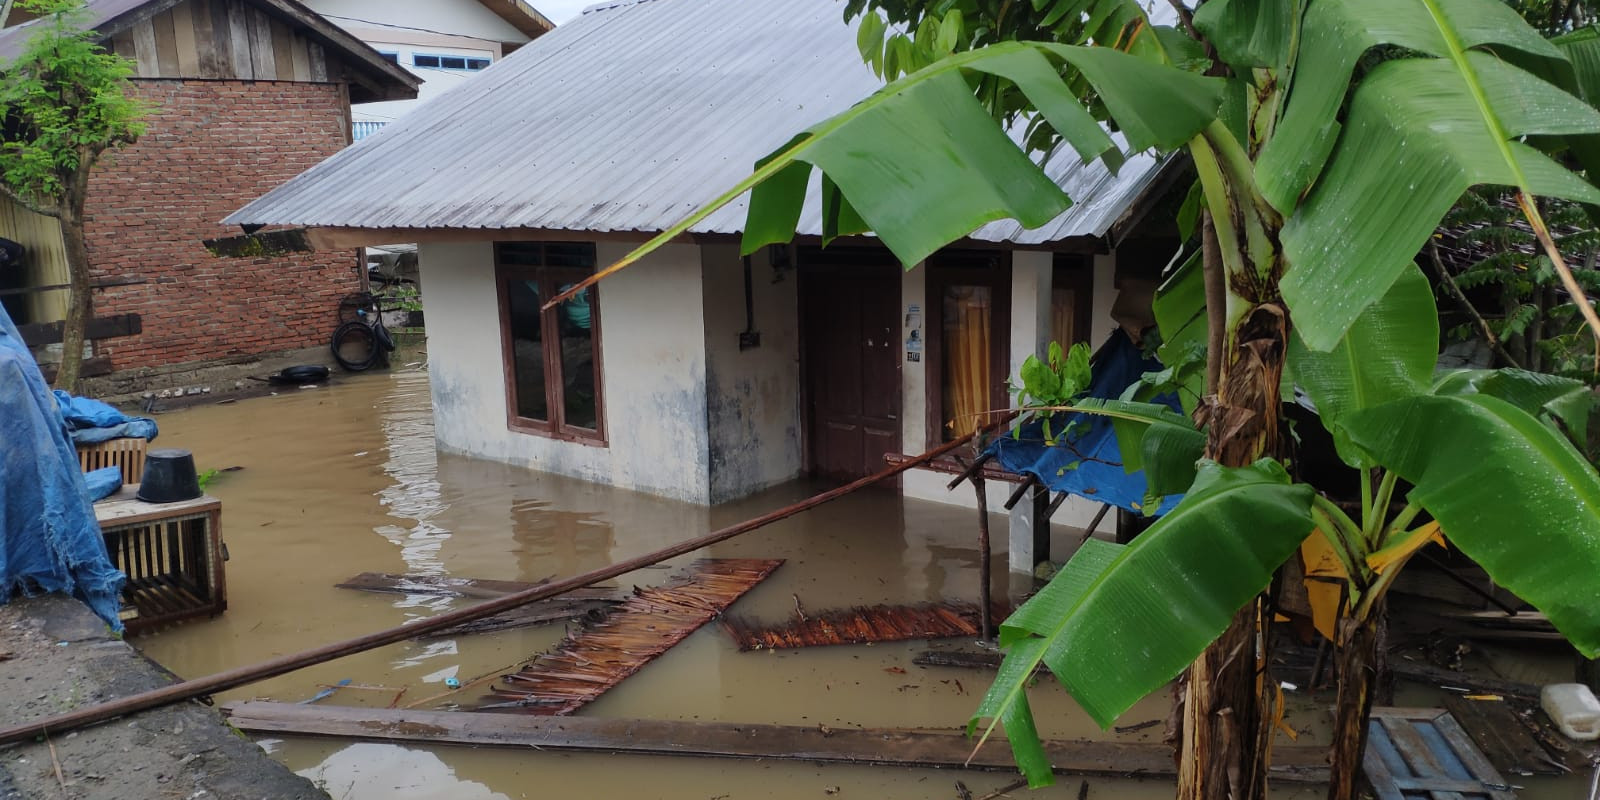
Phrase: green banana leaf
[
  {"left": 969, "top": 459, "right": 1315, "bottom": 787},
  {"left": 1256, "top": 0, "right": 1561, "bottom": 213},
  {"left": 1191, "top": 0, "right": 1292, "bottom": 70},
  {"left": 1140, "top": 421, "right": 1205, "bottom": 508},
  {"left": 735, "top": 41, "right": 1223, "bottom": 268},
  {"left": 1282, "top": 51, "right": 1600, "bottom": 352},
  {"left": 1054, "top": 397, "right": 1195, "bottom": 475},
  {"left": 1151, "top": 249, "right": 1206, "bottom": 416},
  {"left": 1344, "top": 395, "right": 1600, "bottom": 657},
  {"left": 1430, "top": 367, "right": 1598, "bottom": 448},
  {"left": 1286, "top": 262, "right": 1437, "bottom": 467}
]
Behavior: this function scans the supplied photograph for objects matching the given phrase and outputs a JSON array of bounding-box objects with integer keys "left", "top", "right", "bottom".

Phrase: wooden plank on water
[
  {"left": 1443, "top": 695, "right": 1567, "bottom": 776},
  {"left": 335, "top": 571, "right": 618, "bottom": 602},
  {"left": 722, "top": 602, "right": 1006, "bottom": 651},
  {"left": 1364, "top": 708, "right": 1517, "bottom": 800},
  {"left": 487, "top": 559, "right": 782, "bottom": 715},
  {"left": 222, "top": 701, "right": 1331, "bottom": 783}
]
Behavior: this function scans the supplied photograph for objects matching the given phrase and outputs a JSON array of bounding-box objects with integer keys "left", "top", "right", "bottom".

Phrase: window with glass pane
[{"left": 496, "top": 243, "right": 604, "bottom": 443}]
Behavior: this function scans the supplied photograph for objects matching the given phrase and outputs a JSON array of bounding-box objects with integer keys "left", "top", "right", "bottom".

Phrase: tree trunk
[
  {"left": 1177, "top": 301, "right": 1289, "bottom": 800},
  {"left": 1327, "top": 604, "right": 1385, "bottom": 800},
  {"left": 54, "top": 207, "right": 93, "bottom": 392}
]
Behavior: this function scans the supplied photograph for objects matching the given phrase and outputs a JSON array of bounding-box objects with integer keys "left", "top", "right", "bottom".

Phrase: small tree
[{"left": 0, "top": 0, "right": 144, "bottom": 391}]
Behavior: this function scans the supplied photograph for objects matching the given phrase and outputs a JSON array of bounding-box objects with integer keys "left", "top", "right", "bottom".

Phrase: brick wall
[{"left": 85, "top": 79, "right": 359, "bottom": 371}]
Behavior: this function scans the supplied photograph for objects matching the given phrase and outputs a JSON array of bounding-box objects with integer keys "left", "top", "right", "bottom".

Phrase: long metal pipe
[{"left": 0, "top": 430, "right": 981, "bottom": 747}]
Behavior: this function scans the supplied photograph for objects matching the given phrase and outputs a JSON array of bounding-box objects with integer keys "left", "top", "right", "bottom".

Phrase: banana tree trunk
[
  {"left": 1327, "top": 606, "right": 1385, "bottom": 800},
  {"left": 1177, "top": 301, "right": 1289, "bottom": 800}
]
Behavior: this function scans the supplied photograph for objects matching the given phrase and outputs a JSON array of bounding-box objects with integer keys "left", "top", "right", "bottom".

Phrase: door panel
[{"left": 801, "top": 252, "right": 901, "bottom": 483}]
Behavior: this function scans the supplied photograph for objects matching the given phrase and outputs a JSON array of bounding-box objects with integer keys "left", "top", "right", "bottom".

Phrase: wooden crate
[
  {"left": 1365, "top": 707, "right": 1517, "bottom": 800},
  {"left": 94, "top": 488, "right": 225, "bottom": 634},
  {"left": 77, "top": 438, "right": 147, "bottom": 485}
]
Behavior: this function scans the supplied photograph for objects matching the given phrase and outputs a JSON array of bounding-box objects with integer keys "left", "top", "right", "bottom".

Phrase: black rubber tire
[{"left": 331, "top": 321, "right": 381, "bottom": 371}]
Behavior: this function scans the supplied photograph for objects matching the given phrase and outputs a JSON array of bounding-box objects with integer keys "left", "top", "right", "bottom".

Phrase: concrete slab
[{"left": 0, "top": 594, "right": 327, "bottom": 800}]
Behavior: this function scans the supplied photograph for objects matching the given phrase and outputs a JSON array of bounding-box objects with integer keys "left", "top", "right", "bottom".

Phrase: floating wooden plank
[
  {"left": 1443, "top": 696, "right": 1570, "bottom": 777},
  {"left": 336, "top": 572, "right": 625, "bottom": 637},
  {"left": 486, "top": 558, "right": 782, "bottom": 715},
  {"left": 1364, "top": 708, "right": 1517, "bottom": 800},
  {"left": 335, "top": 571, "right": 618, "bottom": 601},
  {"left": 222, "top": 701, "right": 1331, "bottom": 783},
  {"left": 722, "top": 602, "right": 1006, "bottom": 651}
]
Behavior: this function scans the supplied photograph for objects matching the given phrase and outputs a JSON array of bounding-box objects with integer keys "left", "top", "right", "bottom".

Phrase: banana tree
[{"left": 548, "top": 0, "right": 1600, "bottom": 796}]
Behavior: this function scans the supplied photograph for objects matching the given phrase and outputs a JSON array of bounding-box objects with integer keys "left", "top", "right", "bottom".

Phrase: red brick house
[{"left": 0, "top": 0, "right": 417, "bottom": 396}]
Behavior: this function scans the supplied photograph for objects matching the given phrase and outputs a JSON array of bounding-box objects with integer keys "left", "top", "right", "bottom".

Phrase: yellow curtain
[
  {"left": 1051, "top": 286, "right": 1078, "bottom": 350},
  {"left": 943, "top": 286, "right": 991, "bottom": 438}
]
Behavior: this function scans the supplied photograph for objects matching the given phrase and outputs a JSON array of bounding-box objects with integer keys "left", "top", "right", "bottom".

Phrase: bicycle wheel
[{"left": 331, "top": 321, "right": 381, "bottom": 371}]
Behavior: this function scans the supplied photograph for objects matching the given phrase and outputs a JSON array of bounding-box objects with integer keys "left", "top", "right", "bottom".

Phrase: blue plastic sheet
[
  {"left": 0, "top": 305, "right": 126, "bottom": 631},
  {"left": 52, "top": 389, "right": 157, "bottom": 444},
  {"left": 986, "top": 329, "right": 1184, "bottom": 516}
]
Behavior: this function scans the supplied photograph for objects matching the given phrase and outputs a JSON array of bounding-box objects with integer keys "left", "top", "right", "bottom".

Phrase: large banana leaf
[
  {"left": 1344, "top": 395, "right": 1600, "bottom": 656},
  {"left": 1281, "top": 51, "right": 1600, "bottom": 352},
  {"left": 1151, "top": 250, "right": 1206, "bottom": 416},
  {"left": 970, "top": 459, "right": 1314, "bottom": 788},
  {"left": 1255, "top": 0, "right": 1561, "bottom": 213},
  {"left": 1190, "top": 0, "right": 1292, "bottom": 70},
  {"left": 1430, "top": 368, "right": 1599, "bottom": 448},
  {"left": 1286, "top": 262, "right": 1437, "bottom": 467},
  {"left": 739, "top": 42, "right": 1223, "bottom": 268}
]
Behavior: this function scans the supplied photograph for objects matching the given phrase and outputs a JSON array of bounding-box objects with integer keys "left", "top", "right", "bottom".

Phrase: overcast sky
[{"left": 540, "top": 0, "right": 592, "bottom": 24}]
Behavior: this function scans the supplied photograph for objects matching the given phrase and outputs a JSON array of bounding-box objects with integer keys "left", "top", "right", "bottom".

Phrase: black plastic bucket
[{"left": 137, "top": 449, "right": 202, "bottom": 503}]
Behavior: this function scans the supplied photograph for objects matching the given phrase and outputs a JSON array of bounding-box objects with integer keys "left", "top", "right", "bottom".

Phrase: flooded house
[
  {"left": 0, "top": 0, "right": 417, "bottom": 396},
  {"left": 223, "top": 0, "right": 1184, "bottom": 524}
]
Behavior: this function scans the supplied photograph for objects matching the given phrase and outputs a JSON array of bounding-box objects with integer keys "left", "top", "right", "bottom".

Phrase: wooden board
[
  {"left": 1443, "top": 696, "right": 1570, "bottom": 777},
  {"left": 335, "top": 571, "right": 619, "bottom": 602},
  {"left": 486, "top": 559, "right": 782, "bottom": 715},
  {"left": 222, "top": 701, "right": 1331, "bottom": 783},
  {"left": 1364, "top": 708, "right": 1518, "bottom": 800},
  {"left": 723, "top": 602, "right": 1004, "bottom": 651}
]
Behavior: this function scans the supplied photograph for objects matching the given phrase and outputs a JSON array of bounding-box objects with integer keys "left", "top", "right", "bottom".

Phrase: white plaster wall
[
  {"left": 419, "top": 240, "right": 714, "bottom": 503},
  {"left": 304, "top": 0, "right": 527, "bottom": 43},
  {"left": 700, "top": 244, "right": 803, "bottom": 503}
]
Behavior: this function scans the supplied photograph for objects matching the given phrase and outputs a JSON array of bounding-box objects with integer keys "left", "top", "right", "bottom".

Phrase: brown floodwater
[{"left": 128, "top": 366, "right": 1580, "bottom": 799}]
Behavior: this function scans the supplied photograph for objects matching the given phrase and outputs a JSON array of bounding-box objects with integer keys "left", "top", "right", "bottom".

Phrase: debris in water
[
  {"left": 721, "top": 602, "right": 1009, "bottom": 651},
  {"left": 483, "top": 558, "right": 782, "bottom": 715}
]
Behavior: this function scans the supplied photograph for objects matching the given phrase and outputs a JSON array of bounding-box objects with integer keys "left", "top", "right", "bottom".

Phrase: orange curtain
[{"left": 943, "top": 286, "right": 991, "bottom": 438}]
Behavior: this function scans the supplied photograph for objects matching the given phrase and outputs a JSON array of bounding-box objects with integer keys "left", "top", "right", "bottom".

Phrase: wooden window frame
[
  {"left": 494, "top": 243, "right": 607, "bottom": 446},
  {"left": 1052, "top": 253, "right": 1094, "bottom": 347},
  {"left": 924, "top": 251, "right": 1012, "bottom": 449}
]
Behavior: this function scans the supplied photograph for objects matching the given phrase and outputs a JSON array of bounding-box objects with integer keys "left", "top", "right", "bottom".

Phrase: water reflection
[{"left": 299, "top": 743, "right": 508, "bottom": 800}]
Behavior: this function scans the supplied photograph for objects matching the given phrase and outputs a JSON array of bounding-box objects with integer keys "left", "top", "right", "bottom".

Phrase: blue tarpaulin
[
  {"left": 53, "top": 389, "right": 157, "bottom": 444},
  {"left": 0, "top": 305, "right": 126, "bottom": 630},
  {"left": 986, "top": 329, "right": 1184, "bottom": 516}
]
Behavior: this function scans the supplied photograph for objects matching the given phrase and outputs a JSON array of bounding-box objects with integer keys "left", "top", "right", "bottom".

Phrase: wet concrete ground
[
  {"left": 123, "top": 365, "right": 1583, "bottom": 799},
  {"left": 0, "top": 594, "right": 326, "bottom": 800}
]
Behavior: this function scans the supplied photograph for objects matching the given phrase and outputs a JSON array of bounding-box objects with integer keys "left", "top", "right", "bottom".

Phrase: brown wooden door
[{"left": 800, "top": 251, "right": 901, "bottom": 482}]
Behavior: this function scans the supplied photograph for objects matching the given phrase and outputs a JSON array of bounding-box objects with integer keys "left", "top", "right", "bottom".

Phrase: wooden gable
[{"left": 100, "top": 0, "right": 415, "bottom": 102}]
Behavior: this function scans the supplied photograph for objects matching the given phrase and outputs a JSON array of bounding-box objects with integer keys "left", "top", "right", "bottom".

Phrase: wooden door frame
[
  {"left": 924, "top": 250, "right": 1012, "bottom": 450},
  {"left": 795, "top": 246, "right": 903, "bottom": 480}
]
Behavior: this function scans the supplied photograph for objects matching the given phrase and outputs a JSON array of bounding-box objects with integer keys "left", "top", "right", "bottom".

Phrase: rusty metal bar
[{"left": 0, "top": 429, "right": 983, "bottom": 747}]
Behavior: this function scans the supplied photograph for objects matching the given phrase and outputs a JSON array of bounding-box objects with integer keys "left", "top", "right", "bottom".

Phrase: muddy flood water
[{"left": 129, "top": 366, "right": 1580, "bottom": 799}]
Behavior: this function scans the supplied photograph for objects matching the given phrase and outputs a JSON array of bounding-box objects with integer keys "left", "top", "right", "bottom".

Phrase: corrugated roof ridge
[{"left": 580, "top": 0, "right": 657, "bottom": 16}]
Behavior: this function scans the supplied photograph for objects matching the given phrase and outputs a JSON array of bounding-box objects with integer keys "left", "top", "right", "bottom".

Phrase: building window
[
  {"left": 1051, "top": 254, "right": 1093, "bottom": 349},
  {"left": 926, "top": 251, "right": 1011, "bottom": 445},
  {"left": 377, "top": 51, "right": 399, "bottom": 65},
  {"left": 495, "top": 242, "right": 605, "bottom": 444},
  {"left": 413, "top": 52, "right": 491, "bottom": 71}
]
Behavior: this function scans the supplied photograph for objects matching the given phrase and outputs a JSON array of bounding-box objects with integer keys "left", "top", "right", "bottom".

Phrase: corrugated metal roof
[
  {"left": 0, "top": 0, "right": 149, "bottom": 62},
  {"left": 226, "top": 0, "right": 1171, "bottom": 244}
]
